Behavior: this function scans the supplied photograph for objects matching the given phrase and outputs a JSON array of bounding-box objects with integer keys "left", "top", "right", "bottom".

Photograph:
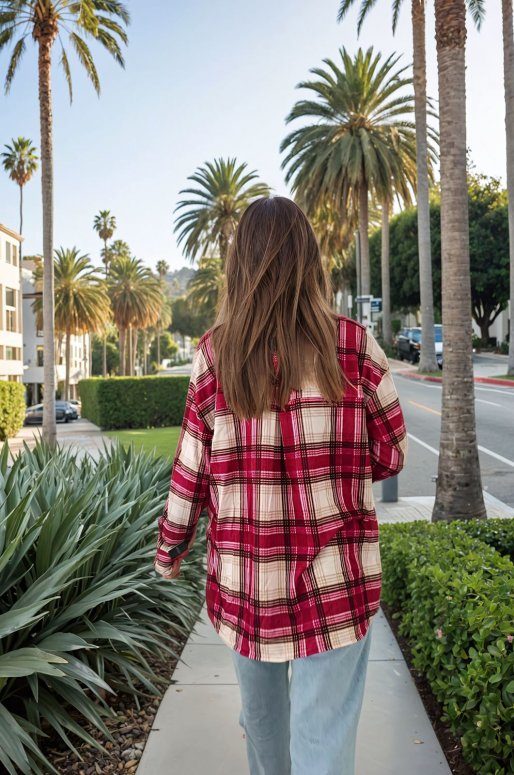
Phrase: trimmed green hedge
[
  {"left": 451, "top": 517, "right": 514, "bottom": 562},
  {"left": 380, "top": 521, "right": 514, "bottom": 775},
  {"left": 78, "top": 376, "right": 190, "bottom": 429},
  {"left": 0, "top": 381, "right": 26, "bottom": 440}
]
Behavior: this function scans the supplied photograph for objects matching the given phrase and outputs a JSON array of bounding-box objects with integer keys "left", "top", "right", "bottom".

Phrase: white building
[
  {"left": 0, "top": 224, "right": 24, "bottom": 383},
  {"left": 22, "top": 258, "right": 91, "bottom": 404}
]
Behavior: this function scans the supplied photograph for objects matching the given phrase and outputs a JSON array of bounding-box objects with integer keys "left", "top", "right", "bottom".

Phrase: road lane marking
[
  {"left": 477, "top": 446, "right": 514, "bottom": 468},
  {"left": 407, "top": 433, "right": 439, "bottom": 456},
  {"left": 408, "top": 400, "right": 441, "bottom": 416},
  {"left": 475, "top": 399, "right": 502, "bottom": 407}
]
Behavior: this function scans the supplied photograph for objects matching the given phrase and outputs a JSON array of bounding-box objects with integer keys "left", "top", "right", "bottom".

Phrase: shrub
[
  {"left": 0, "top": 441, "right": 206, "bottom": 774},
  {"left": 450, "top": 517, "right": 514, "bottom": 562},
  {"left": 380, "top": 521, "right": 514, "bottom": 775},
  {"left": 0, "top": 381, "right": 26, "bottom": 440},
  {"left": 78, "top": 376, "right": 190, "bottom": 429}
]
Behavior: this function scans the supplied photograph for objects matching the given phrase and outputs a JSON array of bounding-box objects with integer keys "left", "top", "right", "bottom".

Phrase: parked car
[
  {"left": 68, "top": 399, "right": 81, "bottom": 418},
  {"left": 24, "top": 401, "right": 76, "bottom": 425},
  {"left": 397, "top": 325, "right": 443, "bottom": 367}
]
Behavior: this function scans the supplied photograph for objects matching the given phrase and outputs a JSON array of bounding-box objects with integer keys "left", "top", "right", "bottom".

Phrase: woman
[{"left": 154, "top": 196, "right": 407, "bottom": 775}]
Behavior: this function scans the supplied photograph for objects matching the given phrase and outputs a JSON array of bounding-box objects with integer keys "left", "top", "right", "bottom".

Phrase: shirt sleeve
[
  {"left": 154, "top": 339, "right": 216, "bottom": 572},
  {"left": 360, "top": 329, "right": 408, "bottom": 483}
]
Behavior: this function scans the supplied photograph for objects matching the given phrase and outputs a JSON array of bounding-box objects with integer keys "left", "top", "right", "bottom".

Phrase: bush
[
  {"left": 380, "top": 521, "right": 514, "bottom": 775},
  {"left": 0, "top": 441, "right": 206, "bottom": 774},
  {"left": 450, "top": 517, "right": 514, "bottom": 562},
  {"left": 78, "top": 376, "right": 190, "bottom": 429},
  {"left": 0, "top": 381, "right": 26, "bottom": 439}
]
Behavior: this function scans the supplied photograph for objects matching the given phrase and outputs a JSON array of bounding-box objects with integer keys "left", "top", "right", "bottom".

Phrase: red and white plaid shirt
[{"left": 155, "top": 316, "right": 407, "bottom": 661}]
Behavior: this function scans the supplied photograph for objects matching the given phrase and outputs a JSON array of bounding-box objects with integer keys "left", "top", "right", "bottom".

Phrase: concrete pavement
[
  {"left": 137, "top": 606, "right": 451, "bottom": 775},
  {"left": 1, "top": 417, "right": 112, "bottom": 461}
]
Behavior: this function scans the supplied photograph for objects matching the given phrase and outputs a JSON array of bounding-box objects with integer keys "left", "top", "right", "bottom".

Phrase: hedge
[
  {"left": 0, "top": 381, "right": 26, "bottom": 440},
  {"left": 78, "top": 376, "right": 190, "bottom": 429},
  {"left": 450, "top": 517, "right": 514, "bottom": 562},
  {"left": 380, "top": 520, "right": 514, "bottom": 775}
]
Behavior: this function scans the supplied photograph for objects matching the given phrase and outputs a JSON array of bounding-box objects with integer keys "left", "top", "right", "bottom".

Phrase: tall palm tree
[
  {"left": 93, "top": 209, "right": 116, "bottom": 377},
  {"left": 1, "top": 136, "right": 38, "bottom": 255},
  {"left": 432, "top": 0, "right": 486, "bottom": 521},
  {"left": 337, "top": 0, "right": 438, "bottom": 369},
  {"left": 281, "top": 47, "right": 431, "bottom": 298},
  {"left": 0, "top": 1, "right": 129, "bottom": 446},
  {"left": 503, "top": 0, "right": 514, "bottom": 375},
  {"left": 174, "top": 157, "right": 270, "bottom": 267},
  {"left": 108, "top": 256, "right": 162, "bottom": 376},
  {"left": 33, "top": 248, "right": 110, "bottom": 399}
]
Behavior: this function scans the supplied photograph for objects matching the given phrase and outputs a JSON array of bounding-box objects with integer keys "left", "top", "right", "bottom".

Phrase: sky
[{"left": 0, "top": 0, "right": 506, "bottom": 272}]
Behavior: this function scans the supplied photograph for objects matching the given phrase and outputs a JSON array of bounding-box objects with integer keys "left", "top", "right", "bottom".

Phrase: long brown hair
[{"left": 211, "top": 196, "right": 344, "bottom": 419}]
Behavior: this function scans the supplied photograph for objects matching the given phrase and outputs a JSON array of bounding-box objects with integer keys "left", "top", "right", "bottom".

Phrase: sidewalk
[
  {"left": 1, "top": 418, "right": 112, "bottom": 461},
  {"left": 138, "top": 606, "right": 450, "bottom": 775}
]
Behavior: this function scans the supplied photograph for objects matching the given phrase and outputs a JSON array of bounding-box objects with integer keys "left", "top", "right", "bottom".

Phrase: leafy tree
[
  {"left": 149, "top": 331, "right": 177, "bottom": 366},
  {"left": 92, "top": 334, "right": 119, "bottom": 376},
  {"left": 171, "top": 296, "right": 213, "bottom": 339}
]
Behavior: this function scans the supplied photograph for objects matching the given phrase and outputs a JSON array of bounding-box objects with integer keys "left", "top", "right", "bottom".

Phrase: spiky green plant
[{"left": 0, "top": 442, "right": 205, "bottom": 774}]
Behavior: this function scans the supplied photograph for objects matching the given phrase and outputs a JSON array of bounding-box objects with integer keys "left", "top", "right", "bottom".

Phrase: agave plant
[{"left": 0, "top": 442, "right": 206, "bottom": 774}]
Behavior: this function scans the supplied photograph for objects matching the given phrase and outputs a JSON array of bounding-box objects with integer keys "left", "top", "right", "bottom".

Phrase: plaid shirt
[{"left": 155, "top": 316, "right": 407, "bottom": 662}]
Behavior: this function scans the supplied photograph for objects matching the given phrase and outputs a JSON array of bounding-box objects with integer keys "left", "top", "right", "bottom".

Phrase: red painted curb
[{"left": 397, "top": 370, "right": 514, "bottom": 388}]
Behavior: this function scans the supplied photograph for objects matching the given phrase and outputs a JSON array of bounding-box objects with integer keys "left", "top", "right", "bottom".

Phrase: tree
[
  {"left": 171, "top": 296, "right": 213, "bottom": 340},
  {"left": 33, "top": 248, "right": 110, "bottom": 399},
  {"left": 338, "top": 0, "right": 439, "bottom": 368},
  {"left": 93, "top": 209, "right": 116, "bottom": 377},
  {"left": 281, "top": 47, "right": 427, "bottom": 297},
  {"left": 432, "top": 0, "right": 486, "bottom": 521},
  {"left": 502, "top": 0, "right": 514, "bottom": 374},
  {"left": 1, "top": 136, "right": 38, "bottom": 254},
  {"left": 108, "top": 256, "right": 162, "bottom": 376},
  {"left": 0, "top": 1, "right": 129, "bottom": 445},
  {"left": 369, "top": 178, "right": 510, "bottom": 342},
  {"left": 174, "top": 158, "right": 270, "bottom": 267},
  {"left": 186, "top": 256, "right": 223, "bottom": 320},
  {"left": 149, "top": 330, "right": 177, "bottom": 368}
]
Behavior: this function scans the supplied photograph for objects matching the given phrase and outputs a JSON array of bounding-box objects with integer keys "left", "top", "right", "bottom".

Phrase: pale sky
[{"left": 0, "top": 0, "right": 506, "bottom": 272}]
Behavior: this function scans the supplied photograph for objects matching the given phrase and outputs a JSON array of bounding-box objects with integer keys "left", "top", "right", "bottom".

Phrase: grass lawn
[{"left": 106, "top": 427, "right": 181, "bottom": 460}]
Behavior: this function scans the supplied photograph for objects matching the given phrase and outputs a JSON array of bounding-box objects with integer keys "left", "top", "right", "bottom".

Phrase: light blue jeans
[{"left": 230, "top": 623, "right": 372, "bottom": 775}]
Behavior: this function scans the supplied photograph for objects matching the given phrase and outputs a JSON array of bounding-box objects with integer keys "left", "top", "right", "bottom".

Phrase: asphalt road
[{"left": 391, "top": 370, "right": 514, "bottom": 507}]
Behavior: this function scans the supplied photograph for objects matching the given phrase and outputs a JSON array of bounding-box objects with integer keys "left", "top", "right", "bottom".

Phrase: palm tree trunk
[
  {"left": 143, "top": 330, "right": 148, "bottom": 375},
  {"left": 157, "top": 327, "right": 161, "bottom": 367},
  {"left": 432, "top": 0, "right": 486, "bottom": 522},
  {"left": 19, "top": 184, "right": 23, "bottom": 261},
  {"left": 381, "top": 198, "right": 392, "bottom": 346},
  {"left": 503, "top": 0, "right": 514, "bottom": 375},
  {"left": 38, "top": 35, "right": 57, "bottom": 447},
  {"left": 412, "top": 0, "right": 439, "bottom": 373},
  {"left": 133, "top": 328, "right": 138, "bottom": 375},
  {"left": 128, "top": 325, "right": 132, "bottom": 376},
  {"left": 103, "top": 238, "right": 108, "bottom": 377},
  {"left": 119, "top": 328, "right": 126, "bottom": 376},
  {"left": 358, "top": 184, "right": 370, "bottom": 296},
  {"left": 65, "top": 324, "right": 71, "bottom": 401}
]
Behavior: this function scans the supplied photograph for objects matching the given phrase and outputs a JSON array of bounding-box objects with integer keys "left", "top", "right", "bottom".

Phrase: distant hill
[{"left": 165, "top": 266, "right": 195, "bottom": 298}]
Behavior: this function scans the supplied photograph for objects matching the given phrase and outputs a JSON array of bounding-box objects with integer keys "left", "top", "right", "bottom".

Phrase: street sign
[{"left": 371, "top": 298, "right": 382, "bottom": 312}]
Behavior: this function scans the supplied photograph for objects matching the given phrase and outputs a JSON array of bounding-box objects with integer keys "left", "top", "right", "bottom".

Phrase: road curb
[{"left": 397, "top": 370, "right": 514, "bottom": 388}]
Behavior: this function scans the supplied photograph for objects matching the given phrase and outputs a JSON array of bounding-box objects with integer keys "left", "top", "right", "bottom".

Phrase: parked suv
[{"left": 397, "top": 325, "right": 443, "bottom": 367}]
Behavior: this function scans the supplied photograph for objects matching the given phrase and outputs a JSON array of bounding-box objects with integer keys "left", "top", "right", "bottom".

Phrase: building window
[
  {"left": 5, "top": 347, "right": 20, "bottom": 360},
  {"left": 5, "top": 242, "right": 18, "bottom": 266},
  {"left": 5, "top": 287, "right": 16, "bottom": 332},
  {"left": 36, "top": 345, "right": 44, "bottom": 367}
]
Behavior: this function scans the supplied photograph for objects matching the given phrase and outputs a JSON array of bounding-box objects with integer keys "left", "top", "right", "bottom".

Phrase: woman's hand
[{"left": 154, "top": 557, "right": 182, "bottom": 579}]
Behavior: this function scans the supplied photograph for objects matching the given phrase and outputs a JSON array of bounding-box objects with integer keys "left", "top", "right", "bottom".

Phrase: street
[{"left": 391, "top": 355, "right": 514, "bottom": 508}]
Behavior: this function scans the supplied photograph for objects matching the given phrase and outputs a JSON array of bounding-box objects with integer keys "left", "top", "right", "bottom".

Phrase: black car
[
  {"left": 25, "top": 401, "right": 76, "bottom": 425},
  {"left": 397, "top": 325, "right": 443, "bottom": 366}
]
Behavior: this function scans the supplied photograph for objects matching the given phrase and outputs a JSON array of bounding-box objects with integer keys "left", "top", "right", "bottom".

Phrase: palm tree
[
  {"left": 337, "top": 0, "right": 439, "bottom": 370},
  {"left": 108, "top": 256, "right": 162, "bottom": 376},
  {"left": 281, "top": 47, "right": 430, "bottom": 299},
  {"left": 33, "top": 248, "right": 110, "bottom": 399},
  {"left": 0, "top": 1, "right": 129, "bottom": 446},
  {"left": 155, "top": 260, "right": 169, "bottom": 366},
  {"left": 503, "top": 0, "right": 514, "bottom": 375},
  {"left": 174, "top": 157, "right": 270, "bottom": 267},
  {"left": 93, "top": 210, "right": 116, "bottom": 377},
  {"left": 1, "top": 136, "right": 38, "bottom": 254},
  {"left": 186, "top": 256, "right": 224, "bottom": 319},
  {"left": 432, "top": 0, "right": 486, "bottom": 521}
]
